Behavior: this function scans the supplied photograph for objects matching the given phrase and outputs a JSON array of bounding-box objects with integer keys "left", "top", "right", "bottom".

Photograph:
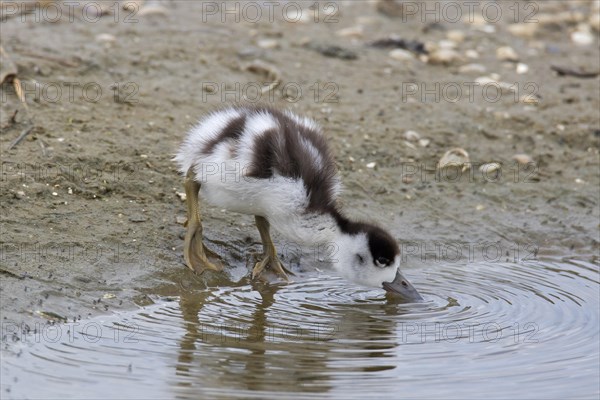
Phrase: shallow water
[{"left": 2, "top": 258, "right": 599, "bottom": 399}]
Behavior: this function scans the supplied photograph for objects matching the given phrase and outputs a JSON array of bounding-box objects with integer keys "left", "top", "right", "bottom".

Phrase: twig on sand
[
  {"left": 38, "top": 139, "right": 48, "bottom": 156},
  {"left": 7, "top": 126, "right": 34, "bottom": 150},
  {"left": 551, "top": 65, "right": 600, "bottom": 78},
  {"left": 19, "top": 50, "right": 80, "bottom": 68}
]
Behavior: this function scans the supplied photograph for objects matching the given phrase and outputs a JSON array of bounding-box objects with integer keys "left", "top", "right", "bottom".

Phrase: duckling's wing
[{"left": 175, "top": 106, "right": 341, "bottom": 213}]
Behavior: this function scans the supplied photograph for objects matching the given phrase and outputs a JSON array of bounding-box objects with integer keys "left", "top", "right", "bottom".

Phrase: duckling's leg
[
  {"left": 251, "top": 216, "right": 293, "bottom": 281},
  {"left": 183, "top": 168, "right": 221, "bottom": 273}
]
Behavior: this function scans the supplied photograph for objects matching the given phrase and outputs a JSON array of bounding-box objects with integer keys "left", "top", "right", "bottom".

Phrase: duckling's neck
[
  {"left": 328, "top": 208, "right": 360, "bottom": 235},
  {"left": 267, "top": 207, "right": 352, "bottom": 247}
]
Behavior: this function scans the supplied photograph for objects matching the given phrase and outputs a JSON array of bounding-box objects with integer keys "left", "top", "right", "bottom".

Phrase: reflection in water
[
  {"left": 172, "top": 280, "right": 409, "bottom": 396},
  {"left": 1, "top": 259, "right": 599, "bottom": 399},
  {"left": 174, "top": 280, "right": 335, "bottom": 395}
]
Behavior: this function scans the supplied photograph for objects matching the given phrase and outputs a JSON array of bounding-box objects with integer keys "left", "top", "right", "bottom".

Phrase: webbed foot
[
  {"left": 183, "top": 167, "right": 222, "bottom": 274},
  {"left": 251, "top": 253, "right": 292, "bottom": 281}
]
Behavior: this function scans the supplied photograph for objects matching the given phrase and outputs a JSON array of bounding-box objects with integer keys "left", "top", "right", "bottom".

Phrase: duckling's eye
[{"left": 375, "top": 257, "right": 390, "bottom": 267}]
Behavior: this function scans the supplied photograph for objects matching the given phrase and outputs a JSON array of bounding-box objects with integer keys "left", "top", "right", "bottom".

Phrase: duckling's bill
[{"left": 383, "top": 270, "right": 423, "bottom": 301}]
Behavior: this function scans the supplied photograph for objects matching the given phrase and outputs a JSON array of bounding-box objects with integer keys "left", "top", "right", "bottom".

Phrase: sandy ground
[{"left": 1, "top": 0, "right": 599, "bottom": 332}]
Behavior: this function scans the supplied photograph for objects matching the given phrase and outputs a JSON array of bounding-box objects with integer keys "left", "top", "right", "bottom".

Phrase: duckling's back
[{"left": 175, "top": 106, "right": 341, "bottom": 219}]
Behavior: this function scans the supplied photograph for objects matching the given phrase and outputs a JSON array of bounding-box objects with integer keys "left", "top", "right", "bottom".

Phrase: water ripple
[{"left": 1, "top": 258, "right": 598, "bottom": 399}]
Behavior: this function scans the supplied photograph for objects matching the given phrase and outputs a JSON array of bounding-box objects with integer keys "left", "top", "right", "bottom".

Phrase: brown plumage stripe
[
  {"left": 201, "top": 114, "right": 247, "bottom": 155},
  {"left": 204, "top": 105, "right": 339, "bottom": 213}
]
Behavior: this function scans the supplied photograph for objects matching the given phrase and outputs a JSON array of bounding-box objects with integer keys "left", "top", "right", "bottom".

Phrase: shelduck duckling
[{"left": 175, "top": 105, "right": 422, "bottom": 301}]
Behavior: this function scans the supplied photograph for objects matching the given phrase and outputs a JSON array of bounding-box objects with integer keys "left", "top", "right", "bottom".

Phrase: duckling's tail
[{"left": 173, "top": 107, "right": 244, "bottom": 175}]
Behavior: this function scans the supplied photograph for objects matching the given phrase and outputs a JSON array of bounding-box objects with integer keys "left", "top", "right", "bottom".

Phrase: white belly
[
  {"left": 198, "top": 163, "right": 335, "bottom": 245},
  {"left": 199, "top": 168, "right": 307, "bottom": 217}
]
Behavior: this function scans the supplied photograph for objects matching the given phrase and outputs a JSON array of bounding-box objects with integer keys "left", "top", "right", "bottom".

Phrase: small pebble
[
  {"left": 389, "top": 49, "right": 415, "bottom": 61},
  {"left": 438, "top": 40, "right": 457, "bottom": 49},
  {"left": 468, "top": 14, "right": 487, "bottom": 26},
  {"left": 52, "top": 192, "right": 58, "bottom": 196},
  {"left": 465, "top": 49, "right": 479, "bottom": 59},
  {"left": 427, "top": 48, "right": 461, "bottom": 65},
  {"left": 123, "top": 0, "right": 144, "bottom": 11},
  {"left": 336, "top": 25, "right": 363, "bottom": 38},
  {"left": 459, "top": 63, "right": 486, "bottom": 73},
  {"left": 257, "top": 39, "right": 280, "bottom": 49},
  {"left": 176, "top": 192, "right": 186, "bottom": 201},
  {"left": 507, "top": 23, "right": 537, "bottom": 38},
  {"left": 475, "top": 76, "right": 497, "bottom": 85},
  {"left": 571, "top": 29, "right": 594, "bottom": 46},
  {"left": 138, "top": 4, "right": 169, "bottom": 16},
  {"left": 176, "top": 215, "right": 187, "bottom": 225},
  {"left": 96, "top": 33, "right": 116, "bottom": 43},
  {"left": 520, "top": 94, "right": 539, "bottom": 104},
  {"left": 479, "top": 162, "right": 501, "bottom": 174},
  {"left": 446, "top": 30, "right": 465, "bottom": 43},
  {"left": 516, "top": 63, "right": 529, "bottom": 74},
  {"left": 590, "top": 13, "right": 600, "bottom": 31},
  {"left": 129, "top": 215, "right": 147, "bottom": 223},
  {"left": 366, "top": 162, "right": 376, "bottom": 169},
  {"left": 418, "top": 139, "right": 430, "bottom": 147},
  {"left": 512, "top": 154, "right": 533, "bottom": 165},
  {"left": 496, "top": 46, "right": 519, "bottom": 62}
]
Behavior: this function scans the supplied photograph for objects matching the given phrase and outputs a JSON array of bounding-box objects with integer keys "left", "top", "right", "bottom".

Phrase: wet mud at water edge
[{"left": 1, "top": 0, "right": 599, "bottom": 399}]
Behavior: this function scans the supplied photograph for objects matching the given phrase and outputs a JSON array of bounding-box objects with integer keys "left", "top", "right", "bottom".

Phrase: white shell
[
  {"left": 403, "top": 130, "right": 421, "bottom": 141},
  {"left": 437, "top": 148, "right": 470, "bottom": 171},
  {"left": 571, "top": 30, "right": 594, "bottom": 46}
]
